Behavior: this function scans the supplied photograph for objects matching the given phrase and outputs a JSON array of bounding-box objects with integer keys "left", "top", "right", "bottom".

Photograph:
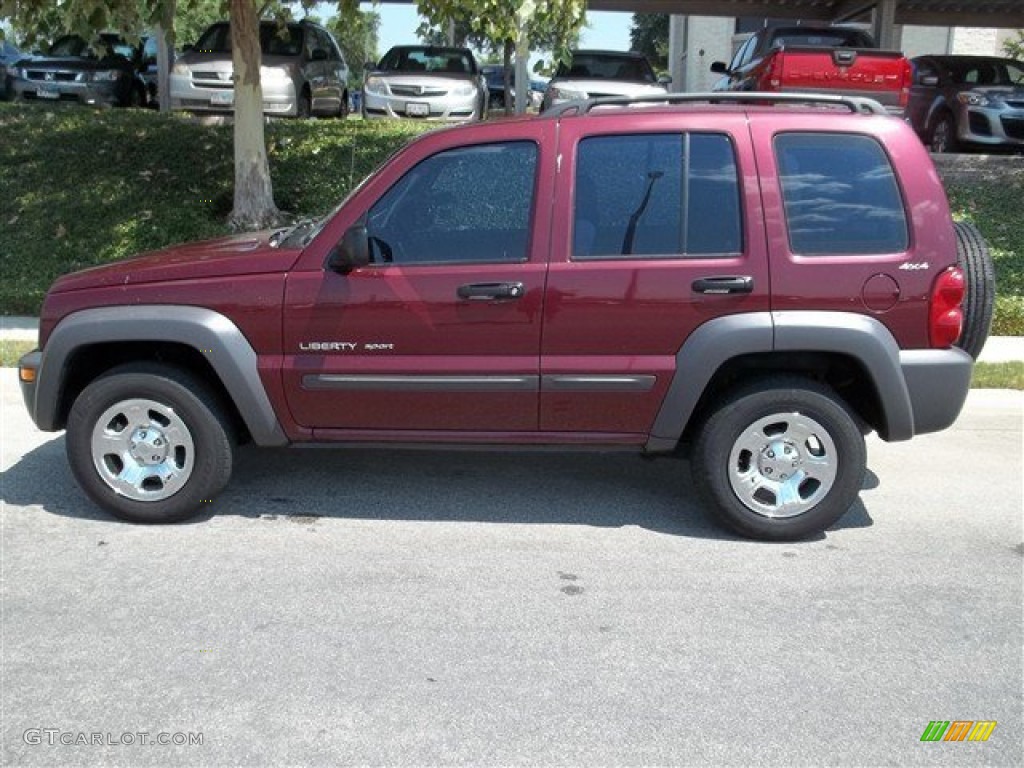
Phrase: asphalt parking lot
[{"left": 1, "top": 373, "right": 1021, "bottom": 767}]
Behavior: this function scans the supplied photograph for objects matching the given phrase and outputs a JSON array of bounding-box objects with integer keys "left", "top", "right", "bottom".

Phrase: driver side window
[{"left": 366, "top": 141, "right": 538, "bottom": 265}]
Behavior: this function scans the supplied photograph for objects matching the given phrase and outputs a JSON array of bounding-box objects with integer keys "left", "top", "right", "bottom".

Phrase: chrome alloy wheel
[
  {"left": 90, "top": 398, "right": 195, "bottom": 501},
  {"left": 727, "top": 412, "right": 838, "bottom": 519}
]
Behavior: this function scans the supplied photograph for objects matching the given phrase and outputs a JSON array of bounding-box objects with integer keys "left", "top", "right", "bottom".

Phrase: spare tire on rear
[{"left": 953, "top": 221, "right": 995, "bottom": 360}]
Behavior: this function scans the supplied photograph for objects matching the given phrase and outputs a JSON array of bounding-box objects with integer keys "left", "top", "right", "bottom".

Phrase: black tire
[
  {"left": 337, "top": 90, "right": 349, "bottom": 119},
  {"left": 930, "top": 113, "right": 959, "bottom": 153},
  {"left": 296, "top": 90, "right": 311, "bottom": 119},
  {"left": 124, "top": 84, "right": 145, "bottom": 108},
  {"left": 692, "top": 377, "right": 866, "bottom": 541},
  {"left": 953, "top": 221, "right": 996, "bottom": 360},
  {"left": 66, "top": 363, "right": 234, "bottom": 524}
]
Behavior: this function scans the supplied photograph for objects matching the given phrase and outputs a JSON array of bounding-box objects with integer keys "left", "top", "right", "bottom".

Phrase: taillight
[
  {"left": 767, "top": 54, "right": 783, "bottom": 89},
  {"left": 929, "top": 266, "right": 965, "bottom": 348},
  {"left": 899, "top": 58, "right": 913, "bottom": 108}
]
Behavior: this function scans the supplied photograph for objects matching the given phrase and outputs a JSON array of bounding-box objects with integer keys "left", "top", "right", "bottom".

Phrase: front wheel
[
  {"left": 692, "top": 378, "right": 866, "bottom": 541},
  {"left": 66, "top": 363, "right": 234, "bottom": 523},
  {"left": 930, "top": 114, "right": 960, "bottom": 153}
]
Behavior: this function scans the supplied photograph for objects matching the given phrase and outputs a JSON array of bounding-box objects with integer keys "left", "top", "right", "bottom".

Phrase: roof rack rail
[{"left": 544, "top": 92, "right": 889, "bottom": 118}]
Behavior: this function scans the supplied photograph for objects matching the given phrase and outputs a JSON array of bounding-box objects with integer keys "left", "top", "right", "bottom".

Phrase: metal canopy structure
[{"left": 585, "top": 0, "right": 1024, "bottom": 28}]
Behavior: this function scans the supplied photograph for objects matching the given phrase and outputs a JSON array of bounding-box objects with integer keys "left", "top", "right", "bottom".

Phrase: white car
[
  {"left": 170, "top": 20, "right": 349, "bottom": 118},
  {"left": 362, "top": 46, "right": 486, "bottom": 122},
  {"left": 542, "top": 50, "right": 670, "bottom": 111}
]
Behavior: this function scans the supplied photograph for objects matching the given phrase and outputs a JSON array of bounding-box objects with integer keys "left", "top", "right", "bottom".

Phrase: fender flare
[
  {"left": 645, "top": 311, "right": 915, "bottom": 451},
  {"left": 32, "top": 305, "right": 288, "bottom": 446}
]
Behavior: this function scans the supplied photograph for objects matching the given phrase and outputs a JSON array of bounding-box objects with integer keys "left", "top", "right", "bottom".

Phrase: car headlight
[
  {"left": 171, "top": 61, "right": 190, "bottom": 75},
  {"left": 551, "top": 85, "right": 588, "bottom": 101},
  {"left": 261, "top": 66, "right": 289, "bottom": 83},
  {"left": 453, "top": 82, "right": 476, "bottom": 97},
  {"left": 364, "top": 76, "right": 388, "bottom": 95},
  {"left": 957, "top": 91, "right": 993, "bottom": 107},
  {"left": 90, "top": 70, "right": 121, "bottom": 82}
]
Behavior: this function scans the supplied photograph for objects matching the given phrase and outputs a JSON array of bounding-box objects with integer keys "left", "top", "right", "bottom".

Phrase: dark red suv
[{"left": 18, "top": 93, "right": 992, "bottom": 540}]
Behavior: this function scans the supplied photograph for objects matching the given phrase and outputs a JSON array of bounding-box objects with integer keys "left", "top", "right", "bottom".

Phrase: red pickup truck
[{"left": 711, "top": 26, "right": 912, "bottom": 114}]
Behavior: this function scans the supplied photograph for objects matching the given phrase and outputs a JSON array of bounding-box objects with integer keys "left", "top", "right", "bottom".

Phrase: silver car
[
  {"left": 170, "top": 20, "right": 349, "bottom": 118},
  {"left": 541, "top": 50, "right": 670, "bottom": 112},
  {"left": 362, "top": 46, "right": 486, "bottom": 122}
]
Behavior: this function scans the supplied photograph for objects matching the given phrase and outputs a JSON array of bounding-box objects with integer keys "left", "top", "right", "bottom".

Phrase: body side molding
[{"left": 33, "top": 305, "right": 288, "bottom": 446}]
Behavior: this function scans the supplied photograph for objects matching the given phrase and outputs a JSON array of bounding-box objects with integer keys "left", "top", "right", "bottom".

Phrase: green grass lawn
[{"left": 1, "top": 102, "right": 1021, "bottom": 334}]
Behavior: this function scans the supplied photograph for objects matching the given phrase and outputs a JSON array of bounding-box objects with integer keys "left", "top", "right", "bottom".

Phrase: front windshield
[
  {"left": 194, "top": 23, "right": 304, "bottom": 56},
  {"left": 947, "top": 59, "right": 1024, "bottom": 86},
  {"left": 378, "top": 47, "right": 475, "bottom": 75},
  {"left": 557, "top": 53, "right": 655, "bottom": 82},
  {"left": 49, "top": 35, "right": 132, "bottom": 59}
]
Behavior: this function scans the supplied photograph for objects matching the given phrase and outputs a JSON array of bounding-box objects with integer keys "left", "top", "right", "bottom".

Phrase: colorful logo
[{"left": 921, "top": 721, "right": 997, "bottom": 742}]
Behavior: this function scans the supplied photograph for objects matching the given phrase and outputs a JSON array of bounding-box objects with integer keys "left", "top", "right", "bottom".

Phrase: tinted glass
[
  {"left": 573, "top": 133, "right": 742, "bottom": 259},
  {"left": 769, "top": 28, "right": 874, "bottom": 49},
  {"left": 775, "top": 133, "right": 908, "bottom": 255},
  {"left": 558, "top": 53, "right": 656, "bottom": 82},
  {"left": 366, "top": 142, "right": 537, "bottom": 265},
  {"left": 378, "top": 47, "right": 475, "bottom": 74},
  {"left": 194, "top": 23, "right": 303, "bottom": 56}
]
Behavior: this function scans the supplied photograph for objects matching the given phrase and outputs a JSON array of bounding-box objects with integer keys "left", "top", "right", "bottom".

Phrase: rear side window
[
  {"left": 573, "top": 133, "right": 742, "bottom": 259},
  {"left": 775, "top": 133, "right": 908, "bottom": 255}
]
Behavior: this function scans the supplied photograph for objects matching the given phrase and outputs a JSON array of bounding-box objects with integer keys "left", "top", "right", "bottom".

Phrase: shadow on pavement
[{"left": 1, "top": 438, "right": 874, "bottom": 541}]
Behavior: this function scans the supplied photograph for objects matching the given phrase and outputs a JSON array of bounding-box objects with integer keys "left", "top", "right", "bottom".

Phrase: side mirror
[
  {"left": 310, "top": 48, "right": 328, "bottom": 62},
  {"left": 182, "top": 44, "right": 193, "bottom": 53},
  {"left": 919, "top": 74, "right": 939, "bottom": 86},
  {"left": 657, "top": 73, "right": 672, "bottom": 85},
  {"left": 327, "top": 223, "right": 370, "bottom": 274},
  {"left": 710, "top": 61, "right": 729, "bottom": 75}
]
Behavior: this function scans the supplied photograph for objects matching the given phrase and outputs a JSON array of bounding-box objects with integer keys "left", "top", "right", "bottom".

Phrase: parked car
[
  {"left": 363, "top": 45, "right": 486, "bottom": 121},
  {"left": 170, "top": 20, "right": 349, "bottom": 118},
  {"left": 481, "top": 64, "right": 543, "bottom": 110},
  {"left": 18, "top": 92, "right": 993, "bottom": 541},
  {"left": 709, "top": 26, "right": 912, "bottom": 115},
  {"left": 10, "top": 33, "right": 150, "bottom": 107},
  {"left": 907, "top": 55, "right": 1024, "bottom": 153},
  {"left": 0, "top": 39, "right": 25, "bottom": 100},
  {"left": 541, "top": 50, "right": 669, "bottom": 112}
]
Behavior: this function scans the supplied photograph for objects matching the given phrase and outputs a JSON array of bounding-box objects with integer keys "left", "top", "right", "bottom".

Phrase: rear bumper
[{"left": 900, "top": 347, "right": 973, "bottom": 436}]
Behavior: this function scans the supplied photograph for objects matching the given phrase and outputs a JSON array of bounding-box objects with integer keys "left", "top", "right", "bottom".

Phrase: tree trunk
[
  {"left": 503, "top": 40, "right": 513, "bottom": 117},
  {"left": 229, "top": 0, "right": 280, "bottom": 231},
  {"left": 155, "top": 0, "right": 174, "bottom": 114}
]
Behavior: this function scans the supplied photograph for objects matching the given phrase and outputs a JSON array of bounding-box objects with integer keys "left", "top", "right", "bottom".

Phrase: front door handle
[
  {"left": 457, "top": 282, "right": 525, "bottom": 301},
  {"left": 691, "top": 276, "right": 754, "bottom": 295}
]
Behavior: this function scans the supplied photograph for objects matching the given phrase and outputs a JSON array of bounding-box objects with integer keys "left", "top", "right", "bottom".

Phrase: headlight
[
  {"left": 171, "top": 61, "right": 190, "bottom": 75},
  {"left": 90, "top": 70, "right": 121, "bottom": 82},
  {"left": 453, "top": 82, "right": 476, "bottom": 97},
  {"left": 364, "top": 76, "right": 388, "bottom": 95},
  {"left": 957, "top": 91, "right": 993, "bottom": 107},
  {"left": 551, "top": 86, "right": 588, "bottom": 101},
  {"left": 261, "top": 66, "right": 289, "bottom": 83}
]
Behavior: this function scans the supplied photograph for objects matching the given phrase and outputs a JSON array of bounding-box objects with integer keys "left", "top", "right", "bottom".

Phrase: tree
[
  {"left": 416, "top": 0, "right": 586, "bottom": 114},
  {"left": 175, "top": 0, "right": 223, "bottom": 48},
  {"left": 1004, "top": 29, "right": 1024, "bottom": 60},
  {"left": 630, "top": 13, "right": 668, "bottom": 73},
  {"left": 327, "top": 8, "right": 379, "bottom": 89}
]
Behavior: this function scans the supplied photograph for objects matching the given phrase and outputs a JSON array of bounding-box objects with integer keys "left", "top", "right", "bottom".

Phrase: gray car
[
  {"left": 170, "top": 20, "right": 349, "bottom": 118},
  {"left": 541, "top": 50, "right": 669, "bottom": 112},
  {"left": 362, "top": 46, "right": 486, "bottom": 122},
  {"left": 907, "top": 55, "right": 1024, "bottom": 153}
]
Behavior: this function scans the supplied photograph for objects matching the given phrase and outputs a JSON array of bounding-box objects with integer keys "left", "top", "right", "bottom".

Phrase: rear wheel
[
  {"left": 66, "top": 363, "right": 234, "bottom": 523},
  {"left": 953, "top": 221, "right": 996, "bottom": 359},
  {"left": 930, "top": 114, "right": 960, "bottom": 153},
  {"left": 692, "top": 378, "right": 866, "bottom": 541}
]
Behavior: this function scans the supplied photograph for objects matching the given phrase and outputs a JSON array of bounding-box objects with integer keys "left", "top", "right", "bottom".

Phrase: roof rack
[{"left": 544, "top": 92, "right": 889, "bottom": 118}]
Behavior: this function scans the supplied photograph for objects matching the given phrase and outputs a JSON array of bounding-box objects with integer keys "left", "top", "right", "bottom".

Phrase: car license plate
[
  {"left": 405, "top": 101, "right": 429, "bottom": 117},
  {"left": 210, "top": 90, "right": 234, "bottom": 107},
  {"left": 36, "top": 87, "right": 59, "bottom": 100}
]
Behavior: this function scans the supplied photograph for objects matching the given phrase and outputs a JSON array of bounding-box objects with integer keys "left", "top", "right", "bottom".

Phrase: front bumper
[
  {"left": 956, "top": 103, "right": 1024, "bottom": 148},
  {"left": 12, "top": 76, "right": 121, "bottom": 106},
  {"left": 17, "top": 350, "right": 41, "bottom": 428},
  {"left": 362, "top": 89, "right": 480, "bottom": 121},
  {"left": 169, "top": 73, "right": 297, "bottom": 116},
  {"left": 900, "top": 347, "right": 973, "bottom": 436}
]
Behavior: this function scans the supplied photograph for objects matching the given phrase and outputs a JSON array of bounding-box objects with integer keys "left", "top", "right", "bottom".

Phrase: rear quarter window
[{"left": 775, "top": 133, "right": 908, "bottom": 256}]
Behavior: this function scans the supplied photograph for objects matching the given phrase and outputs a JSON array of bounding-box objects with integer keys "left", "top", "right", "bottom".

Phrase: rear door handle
[
  {"left": 691, "top": 276, "right": 754, "bottom": 295},
  {"left": 457, "top": 282, "right": 525, "bottom": 301}
]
